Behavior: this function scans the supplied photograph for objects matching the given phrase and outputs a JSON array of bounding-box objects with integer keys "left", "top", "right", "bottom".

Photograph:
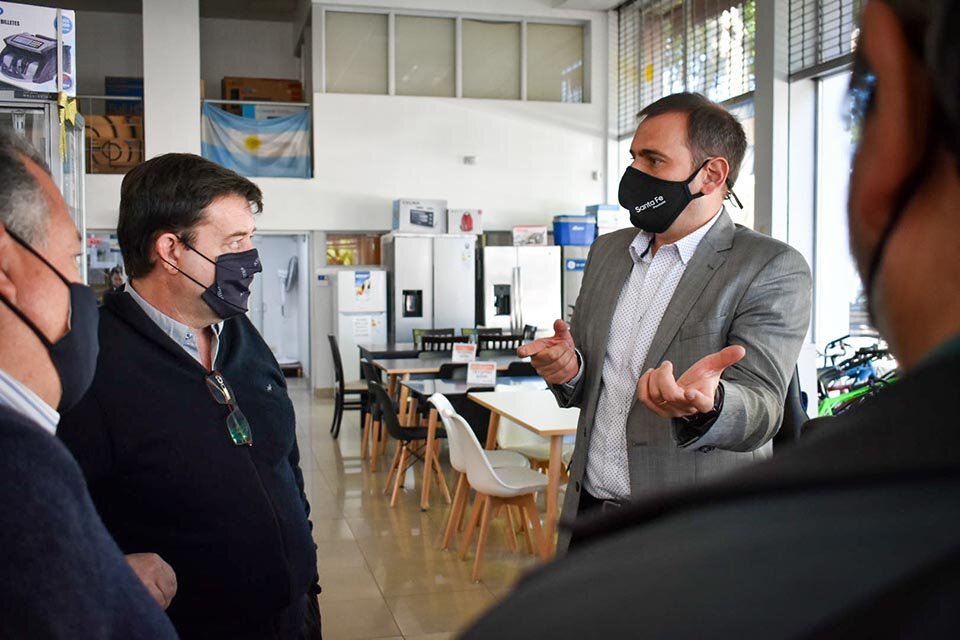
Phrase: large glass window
[
  {"left": 527, "top": 23, "right": 584, "bottom": 103},
  {"left": 396, "top": 16, "right": 456, "bottom": 98},
  {"left": 462, "top": 20, "right": 521, "bottom": 100},
  {"left": 325, "top": 12, "right": 389, "bottom": 95}
]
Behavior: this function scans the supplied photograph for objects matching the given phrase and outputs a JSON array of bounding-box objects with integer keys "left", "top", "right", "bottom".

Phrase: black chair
[
  {"left": 478, "top": 334, "right": 523, "bottom": 351},
  {"left": 368, "top": 382, "right": 447, "bottom": 507},
  {"left": 328, "top": 335, "right": 367, "bottom": 439},
  {"left": 461, "top": 327, "right": 503, "bottom": 337},
  {"left": 522, "top": 324, "right": 538, "bottom": 342},
  {"left": 422, "top": 335, "right": 470, "bottom": 352},
  {"left": 448, "top": 385, "right": 495, "bottom": 443},
  {"left": 413, "top": 327, "right": 455, "bottom": 348},
  {"left": 438, "top": 363, "right": 469, "bottom": 381},
  {"left": 774, "top": 367, "right": 808, "bottom": 449},
  {"left": 504, "top": 361, "right": 538, "bottom": 377}
]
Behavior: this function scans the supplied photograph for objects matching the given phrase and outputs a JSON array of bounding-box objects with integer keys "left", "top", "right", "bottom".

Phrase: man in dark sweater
[
  {"left": 58, "top": 154, "right": 321, "bottom": 639},
  {"left": 0, "top": 132, "right": 177, "bottom": 638},
  {"left": 465, "top": 0, "right": 960, "bottom": 636}
]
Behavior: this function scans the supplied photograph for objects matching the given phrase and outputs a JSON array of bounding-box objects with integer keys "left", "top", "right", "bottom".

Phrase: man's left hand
[{"left": 637, "top": 345, "right": 746, "bottom": 418}]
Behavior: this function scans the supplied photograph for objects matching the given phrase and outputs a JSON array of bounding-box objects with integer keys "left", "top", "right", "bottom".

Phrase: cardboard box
[
  {"left": 221, "top": 76, "right": 304, "bottom": 114},
  {"left": 240, "top": 103, "right": 305, "bottom": 120},
  {"left": 393, "top": 199, "right": 447, "bottom": 234},
  {"left": 587, "top": 204, "right": 632, "bottom": 235},
  {"left": 512, "top": 225, "right": 548, "bottom": 246},
  {"left": 0, "top": 2, "right": 77, "bottom": 96},
  {"left": 447, "top": 208, "right": 482, "bottom": 234}
]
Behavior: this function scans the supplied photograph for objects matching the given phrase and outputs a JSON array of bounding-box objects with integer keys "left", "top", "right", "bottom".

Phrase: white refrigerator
[
  {"left": 382, "top": 234, "right": 477, "bottom": 342},
  {"left": 333, "top": 269, "right": 387, "bottom": 382},
  {"left": 483, "top": 246, "right": 561, "bottom": 338}
]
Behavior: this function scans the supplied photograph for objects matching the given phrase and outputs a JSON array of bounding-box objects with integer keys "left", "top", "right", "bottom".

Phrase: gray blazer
[{"left": 555, "top": 210, "right": 812, "bottom": 553}]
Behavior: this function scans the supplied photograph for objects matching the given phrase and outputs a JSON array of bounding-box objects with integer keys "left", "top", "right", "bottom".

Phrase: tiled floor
[{"left": 290, "top": 383, "right": 545, "bottom": 640}]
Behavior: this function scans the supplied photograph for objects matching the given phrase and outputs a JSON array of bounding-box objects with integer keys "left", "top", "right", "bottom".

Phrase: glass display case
[{"left": 0, "top": 95, "right": 87, "bottom": 280}]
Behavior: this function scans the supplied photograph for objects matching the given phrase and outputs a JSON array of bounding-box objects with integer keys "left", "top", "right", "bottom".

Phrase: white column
[
  {"left": 142, "top": 0, "right": 201, "bottom": 157},
  {"left": 752, "top": 0, "right": 790, "bottom": 240}
]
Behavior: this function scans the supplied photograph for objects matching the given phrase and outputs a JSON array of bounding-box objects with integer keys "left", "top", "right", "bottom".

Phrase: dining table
[{"left": 468, "top": 389, "right": 580, "bottom": 558}]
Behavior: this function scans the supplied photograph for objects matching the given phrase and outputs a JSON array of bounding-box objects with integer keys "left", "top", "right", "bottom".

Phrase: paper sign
[
  {"left": 467, "top": 361, "right": 497, "bottom": 386},
  {"left": 352, "top": 316, "right": 371, "bottom": 338},
  {"left": 354, "top": 271, "right": 371, "bottom": 300},
  {"left": 451, "top": 343, "right": 477, "bottom": 363}
]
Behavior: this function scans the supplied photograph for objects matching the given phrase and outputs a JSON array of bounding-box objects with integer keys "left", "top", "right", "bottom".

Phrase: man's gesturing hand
[
  {"left": 637, "top": 345, "right": 746, "bottom": 418},
  {"left": 516, "top": 319, "right": 579, "bottom": 385},
  {"left": 126, "top": 552, "right": 177, "bottom": 610}
]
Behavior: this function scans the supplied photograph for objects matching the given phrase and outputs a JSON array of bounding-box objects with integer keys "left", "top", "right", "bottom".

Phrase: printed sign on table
[
  {"left": 451, "top": 343, "right": 477, "bottom": 363},
  {"left": 467, "top": 361, "right": 497, "bottom": 386}
]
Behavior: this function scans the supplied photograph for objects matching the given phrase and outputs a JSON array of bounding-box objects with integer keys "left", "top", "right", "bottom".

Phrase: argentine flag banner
[{"left": 201, "top": 103, "right": 311, "bottom": 178}]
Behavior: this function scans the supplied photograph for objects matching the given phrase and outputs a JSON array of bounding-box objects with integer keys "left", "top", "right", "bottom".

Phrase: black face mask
[
  {"left": 0, "top": 230, "right": 99, "bottom": 412},
  {"left": 164, "top": 240, "right": 261, "bottom": 320},
  {"left": 619, "top": 160, "right": 711, "bottom": 233}
]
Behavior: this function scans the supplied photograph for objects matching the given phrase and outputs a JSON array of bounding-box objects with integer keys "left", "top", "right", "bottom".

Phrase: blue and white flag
[{"left": 201, "top": 103, "right": 311, "bottom": 178}]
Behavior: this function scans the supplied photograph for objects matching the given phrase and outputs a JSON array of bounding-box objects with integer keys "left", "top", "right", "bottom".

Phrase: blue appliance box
[{"left": 553, "top": 215, "right": 597, "bottom": 246}]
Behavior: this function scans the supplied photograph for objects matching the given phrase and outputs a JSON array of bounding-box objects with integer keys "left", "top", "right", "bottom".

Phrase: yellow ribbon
[{"left": 57, "top": 92, "right": 79, "bottom": 159}]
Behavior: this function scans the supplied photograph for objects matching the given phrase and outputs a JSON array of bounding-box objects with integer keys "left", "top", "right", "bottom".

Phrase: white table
[{"left": 468, "top": 390, "right": 579, "bottom": 557}]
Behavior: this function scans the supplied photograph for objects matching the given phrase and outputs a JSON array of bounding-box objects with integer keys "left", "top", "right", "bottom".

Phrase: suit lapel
[
  {"left": 640, "top": 211, "right": 735, "bottom": 372},
  {"left": 586, "top": 232, "right": 636, "bottom": 383}
]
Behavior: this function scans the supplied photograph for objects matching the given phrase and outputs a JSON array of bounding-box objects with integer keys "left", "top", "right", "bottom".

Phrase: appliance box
[
  {"left": 393, "top": 199, "right": 447, "bottom": 234},
  {"left": 512, "top": 225, "right": 548, "bottom": 246},
  {"left": 447, "top": 208, "right": 483, "bottom": 234},
  {"left": 553, "top": 215, "right": 597, "bottom": 246},
  {"left": 587, "top": 203, "right": 632, "bottom": 234},
  {"left": 220, "top": 76, "right": 304, "bottom": 115},
  {"left": 0, "top": 2, "right": 77, "bottom": 96}
]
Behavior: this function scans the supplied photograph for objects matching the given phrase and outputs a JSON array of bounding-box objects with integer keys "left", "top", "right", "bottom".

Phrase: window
[
  {"left": 321, "top": 10, "right": 588, "bottom": 103},
  {"left": 789, "top": 0, "right": 864, "bottom": 79},
  {"left": 396, "top": 16, "right": 455, "bottom": 98},
  {"left": 462, "top": 20, "right": 521, "bottom": 100},
  {"left": 617, "top": 0, "right": 756, "bottom": 137},
  {"left": 325, "top": 12, "right": 389, "bottom": 95},
  {"left": 526, "top": 23, "right": 585, "bottom": 103},
  {"left": 726, "top": 97, "right": 755, "bottom": 229}
]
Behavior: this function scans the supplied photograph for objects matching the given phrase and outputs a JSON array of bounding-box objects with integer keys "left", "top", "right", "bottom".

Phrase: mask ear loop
[{"left": 725, "top": 183, "right": 744, "bottom": 209}]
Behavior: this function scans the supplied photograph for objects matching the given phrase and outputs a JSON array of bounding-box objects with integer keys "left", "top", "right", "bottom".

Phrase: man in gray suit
[{"left": 520, "top": 92, "right": 811, "bottom": 551}]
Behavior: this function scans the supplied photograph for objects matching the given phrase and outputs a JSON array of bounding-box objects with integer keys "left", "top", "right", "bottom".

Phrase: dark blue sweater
[
  {"left": 58, "top": 292, "right": 318, "bottom": 639},
  {"left": 0, "top": 405, "right": 178, "bottom": 639}
]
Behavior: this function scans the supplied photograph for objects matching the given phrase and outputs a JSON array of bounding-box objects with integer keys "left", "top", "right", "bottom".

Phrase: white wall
[
  {"left": 143, "top": 0, "right": 201, "bottom": 156},
  {"left": 200, "top": 18, "right": 300, "bottom": 99},
  {"left": 75, "top": 11, "right": 143, "bottom": 96}
]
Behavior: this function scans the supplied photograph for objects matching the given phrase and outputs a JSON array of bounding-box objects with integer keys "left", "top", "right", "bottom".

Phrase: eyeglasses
[{"left": 205, "top": 371, "right": 253, "bottom": 446}]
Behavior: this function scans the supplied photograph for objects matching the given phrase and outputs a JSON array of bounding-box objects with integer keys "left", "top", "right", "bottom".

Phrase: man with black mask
[
  {"left": 519, "top": 92, "right": 812, "bottom": 553},
  {"left": 0, "top": 131, "right": 177, "bottom": 638},
  {"left": 467, "top": 0, "right": 960, "bottom": 637},
  {"left": 59, "top": 154, "right": 321, "bottom": 639}
]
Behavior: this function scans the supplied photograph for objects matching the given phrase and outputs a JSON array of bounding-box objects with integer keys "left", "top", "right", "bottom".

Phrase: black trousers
[{"left": 568, "top": 489, "right": 620, "bottom": 550}]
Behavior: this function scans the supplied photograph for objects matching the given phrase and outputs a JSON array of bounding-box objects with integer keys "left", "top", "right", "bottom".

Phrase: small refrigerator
[
  {"left": 483, "top": 246, "right": 561, "bottom": 338},
  {"left": 333, "top": 269, "right": 387, "bottom": 382}
]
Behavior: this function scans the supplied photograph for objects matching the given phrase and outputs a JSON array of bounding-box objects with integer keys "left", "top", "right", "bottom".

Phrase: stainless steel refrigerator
[
  {"left": 561, "top": 246, "right": 591, "bottom": 324},
  {"left": 382, "top": 234, "right": 477, "bottom": 342},
  {"left": 482, "top": 246, "right": 561, "bottom": 338}
]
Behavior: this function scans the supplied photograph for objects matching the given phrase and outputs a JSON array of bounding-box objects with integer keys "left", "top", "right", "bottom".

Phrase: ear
[
  {"left": 153, "top": 232, "right": 182, "bottom": 275},
  {"left": 698, "top": 156, "right": 730, "bottom": 197},
  {"left": 0, "top": 225, "right": 21, "bottom": 304},
  {"left": 849, "top": 1, "right": 935, "bottom": 236}
]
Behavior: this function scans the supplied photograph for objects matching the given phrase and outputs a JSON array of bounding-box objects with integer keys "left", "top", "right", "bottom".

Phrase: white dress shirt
[
  {"left": 0, "top": 368, "right": 59, "bottom": 435},
  {"left": 578, "top": 209, "right": 723, "bottom": 500},
  {"left": 126, "top": 282, "right": 223, "bottom": 367}
]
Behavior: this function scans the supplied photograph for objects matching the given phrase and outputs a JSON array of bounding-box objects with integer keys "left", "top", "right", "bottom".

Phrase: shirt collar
[
  {"left": 629, "top": 207, "right": 724, "bottom": 265},
  {"left": 125, "top": 281, "right": 223, "bottom": 360},
  {"left": 0, "top": 368, "right": 59, "bottom": 435}
]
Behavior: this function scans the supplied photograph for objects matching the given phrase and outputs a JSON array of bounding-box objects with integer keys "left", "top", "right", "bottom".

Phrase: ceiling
[
  {"left": 13, "top": 0, "right": 301, "bottom": 22},
  {"left": 550, "top": 0, "right": 624, "bottom": 10}
]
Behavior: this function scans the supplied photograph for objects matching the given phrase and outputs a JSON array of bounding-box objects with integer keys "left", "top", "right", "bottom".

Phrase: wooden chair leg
[
  {"left": 360, "top": 412, "right": 372, "bottom": 460},
  {"left": 459, "top": 495, "right": 486, "bottom": 560},
  {"left": 520, "top": 505, "right": 535, "bottom": 555},
  {"left": 503, "top": 505, "right": 518, "bottom": 553},
  {"left": 472, "top": 496, "right": 496, "bottom": 582},
  {"left": 522, "top": 494, "right": 549, "bottom": 560},
  {"left": 383, "top": 441, "right": 402, "bottom": 495},
  {"left": 441, "top": 473, "right": 469, "bottom": 551},
  {"left": 432, "top": 452, "right": 452, "bottom": 504},
  {"left": 390, "top": 446, "right": 409, "bottom": 507}
]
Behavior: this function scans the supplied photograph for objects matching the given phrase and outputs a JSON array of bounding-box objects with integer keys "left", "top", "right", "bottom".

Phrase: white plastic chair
[
  {"left": 428, "top": 393, "right": 528, "bottom": 551},
  {"left": 496, "top": 417, "right": 576, "bottom": 468},
  {"left": 444, "top": 412, "right": 550, "bottom": 581}
]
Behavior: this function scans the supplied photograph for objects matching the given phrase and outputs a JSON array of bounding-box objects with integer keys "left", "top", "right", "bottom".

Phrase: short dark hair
[
  {"left": 118, "top": 154, "right": 263, "bottom": 278},
  {"left": 0, "top": 130, "right": 53, "bottom": 246},
  {"left": 639, "top": 92, "right": 748, "bottom": 189}
]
